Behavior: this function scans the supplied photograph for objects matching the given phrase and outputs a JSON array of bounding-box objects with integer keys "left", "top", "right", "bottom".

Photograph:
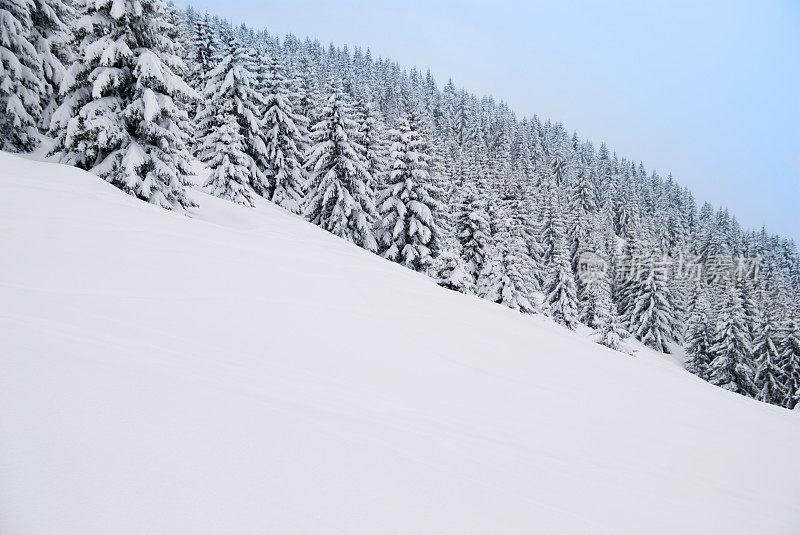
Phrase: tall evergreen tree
[
  {"left": 477, "top": 238, "right": 534, "bottom": 313},
  {"left": 261, "top": 56, "right": 306, "bottom": 212},
  {"left": 30, "top": 0, "right": 74, "bottom": 126},
  {"left": 625, "top": 256, "right": 678, "bottom": 353},
  {"left": 0, "top": 0, "right": 43, "bottom": 151},
  {"left": 544, "top": 231, "right": 579, "bottom": 329},
  {"left": 304, "top": 81, "right": 377, "bottom": 251},
  {"left": 454, "top": 183, "right": 492, "bottom": 284},
  {"left": 596, "top": 302, "right": 630, "bottom": 354},
  {"left": 752, "top": 306, "right": 787, "bottom": 404},
  {"left": 51, "top": 0, "right": 196, "bottom": 209},
  {"left": 433, "top": 249, "right": 474, "bottom": 294},
  {"left": 706, "top": 284, "right": 756, "bottom": 396},
  {"left": 353, "top": 92, "right": 386, "bottom": 191},
  {"left": 685, "top": 288, "right": 714, "bottom": 380},
  {"left": 196, "top": 32, "right": 265, "bottom": 204},
  {"left": 780, "top": 316, "right": 800, "bottom": 409},
  {"left": 376, "top": 114, "right": 443, "bottom": 272},
  {"left": 188, "top": 14, "right": 215, "bottom": 90},
  {"left": 200, "top": 101, "right": 254, "bottom": 206}
]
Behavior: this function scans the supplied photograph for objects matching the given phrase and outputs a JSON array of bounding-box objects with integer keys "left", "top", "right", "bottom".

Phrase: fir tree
[
  {"left": 353, "top": 92, "right": 386, "bottom": 190},
  {"left": 30, "top": 0, "right": 74, "bottom": 127},
  {"left": 477, "top": 239, "right": 534, "bottom": 313},
  {"left": 685, "top": 289, "right": 714, "bottom": 380},
  {"left": 752, "top": 306, "right": 787, "bottom": 405},
  {"left": 579, "top": 272, "right": 612, "bottom": 329},
  {"left": 455, "top": 183, "right": 492, "bottom": 284},
  {"left": 51, "top": 0, "right": 196, "bottom": 209},
  {"left": 625, "top": 256, "right": 678, "bottom": 353},
  {"left": 196, "top": 33, "right": 264, "bottom": 204},
  {"left": 544, "top": 233, "right": 579, "bottom": 329},
  {"left": 433, "top": 249, "right": 474, "bottom": 294},
  {"left": 596, "top": 303, "right": 630, "bottom": 354},
  {"left": 295, "top": 54, "right": 319, "bottom": 126},
  {"left": 0, "top": 0, "right": 43, "bottom": 151},
  {"left": 188, "top": 14, "right": 215, "bottom": 90},
  {"left": 780, "top": 316, "right": 800, "bottom": 409},
  {"left": 706, "top": 284, "right": 756, "bottom": 396},
  {"left": 261, "top": 56, "right": 306, "bottom": 212},
  {"left": 201, "top": 102, "right": 253, "bottom": 206},
  {"left": 304, "top": 80, "right": 377, "bottom": 251},
  {"left": 377, "top": 114, "right": 443, "bottom": 272}
]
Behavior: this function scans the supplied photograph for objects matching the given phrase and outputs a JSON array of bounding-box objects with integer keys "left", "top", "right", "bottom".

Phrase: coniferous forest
[{"left": 2, "top": 0, "right": 799, "bottom": 409}]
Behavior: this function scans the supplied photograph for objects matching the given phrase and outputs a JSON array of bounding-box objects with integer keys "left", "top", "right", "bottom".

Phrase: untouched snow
[{"left": 1, "top": 151, "right": 799, "bottom": 535}]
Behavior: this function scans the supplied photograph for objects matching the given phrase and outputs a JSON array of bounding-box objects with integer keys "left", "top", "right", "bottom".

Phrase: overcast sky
[{"left": 178, "top": 0, "right": 800, "bottom": 243}]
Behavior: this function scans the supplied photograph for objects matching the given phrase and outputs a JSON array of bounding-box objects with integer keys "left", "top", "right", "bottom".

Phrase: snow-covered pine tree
[
  {"left": 377, "top": 113, "right": 443, "bottom": 272},
  {"left": 454, "top": 182, "right": 492, "bottom": 284},
  {"left": 497, "top": 178, "right": 542, "bottom": 295},
  {"left": 188, "top": 14, "right": 215, "bottom": 90},
  {"left": 752, "top": 305, "right": 788, "bottom": 405},
  {"left": 200, "top": 100, "right": 254, "bottom": 206},
  {"left": 579, "top": 269, "right": 612, "bottom": 329},
  {"left": 540, "top": 196, "right": 568, "bottom": 264},
  {"left": 625, "top": 255, "right": 678, "bottom": 353},
  {"left": 295, "top": 53, "right": 319, "bottom": 126},
  {"left": 0, "top": 0, "right": 43, "bottom": 151},
  {"left": 477, "top": 237, "right": 535, "bottom": 314},
  {"left": 596, "top": 302, "right": 630, "bottom": 353},
  {"left": 538, "top": 193, "right": 578, "bottom": 328},
  {"left": 353, "top": 92, "right": 386, "bottom": 191},
  {"left": 432, "top": 249, "right": 474, "bottom": 294},
  {"left": 304, "top": 80, "right": 377, "bottom": 251},
  {"left": 685, "top": 288, "right": 714, "bottom": 380},
  {"left": 195, "top": 32, "right": 266, "bottom": 204},
  {"left": 780, "top": 316, "right": 800, "bottom": 409},
  {"left": 706, "top": 283, "right": 757, "bottom": 396},
  {"left": 261, "top": 56, "right": 306, "bottom": 212},
  {"left": 30, "top": 0, "right": 74, "bottom": 127},
  {"left": 51, "top": 0, "right": 196, "bottom": 209},
  {"left": 544, "top": 230, "right": 579, "bottom": 329}
]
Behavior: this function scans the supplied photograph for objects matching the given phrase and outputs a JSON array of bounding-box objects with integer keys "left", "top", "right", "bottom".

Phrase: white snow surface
[{"left": 1, "top": 151, "right": 799, "bottom": 535}]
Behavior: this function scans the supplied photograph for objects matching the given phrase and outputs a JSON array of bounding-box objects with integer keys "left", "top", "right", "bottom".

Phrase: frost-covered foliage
[
  {"left": 188, "top": 14, "right": 215, "bottom": 89},
  {"left": 624, "top": 256, "right": 678, "bottom": 353},
  {"left": 195, "top": 33, "right": 265, "bottom": 205},
  {"left": 433, "top": 249, "right": 474, "bottom": 294},
  {"left": 596, "top": 303, "right": 629, "bottom": 354},
  {"left": 51, "top": 0, "right": 196, "bottom": 209},
  {"left": 377, "top": 114, "right": 443, "bottom": 272},
  {"left": 354, "top": 92, "right": 386, "bottom": 189},
  {"left": 753, "top": 306, "right": 787, "bottom": 405},
  {"left": 455, "top": 184, "right": 492, "bottom": 284},
  {"left": 196, "top": 32, "right": 267, "bottom": 197},
  {"left": 707, "top": 284, "right": 756, "bottom": 396},
  {"left": 780, "top": 317, "right": 800, "bottom": 409},
  {"left": 304, "top": 81, "right": 377, "bottom": 251},
  {"left": 30, "top": 0, "right": 73, "bottom": 126},
  {"left": 261, "top": 56, "right": 306, "bottom": 212},
  {"left": 543, "top": 204, "right": 578, "bottom": 329},
  {"left": 478, "top": 238, "right": 534, "bottom": 314},
  {"left": 0, "top": 0, "right": 43, "bottom": 151},
  {"left": 201, "top": 104, "right": 254, "bottom": 207},
  {"left": 685, "top": 288, "right": 714, "bottom": 379}
]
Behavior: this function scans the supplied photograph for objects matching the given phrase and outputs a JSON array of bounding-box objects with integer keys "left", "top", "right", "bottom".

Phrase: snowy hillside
[{"left": 1, "top": 152, "right": 799, "bottom": 535}]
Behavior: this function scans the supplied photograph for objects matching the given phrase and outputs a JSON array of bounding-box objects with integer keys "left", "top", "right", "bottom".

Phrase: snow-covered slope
[{"left": 1, "top": 151, "right": 799, "bottom": 535}]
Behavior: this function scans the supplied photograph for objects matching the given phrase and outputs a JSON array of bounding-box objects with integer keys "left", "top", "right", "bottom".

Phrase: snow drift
[{"left": 1, "top": 152, "right": 799, "bottom": 534}]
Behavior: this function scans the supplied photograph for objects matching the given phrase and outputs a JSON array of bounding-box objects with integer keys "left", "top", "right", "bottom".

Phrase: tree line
[{"left": 2, "top": 0, "right": 798, "bottom": 408}]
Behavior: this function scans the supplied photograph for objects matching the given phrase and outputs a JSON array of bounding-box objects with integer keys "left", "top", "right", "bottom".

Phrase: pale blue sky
[{"left": 179, "top": 0, "right": 800, "bottom": 243}]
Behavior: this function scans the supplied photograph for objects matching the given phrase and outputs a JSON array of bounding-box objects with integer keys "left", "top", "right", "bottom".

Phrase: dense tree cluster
[{"left": 3, "top": 1, "right": 799, "bottom": 408}]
